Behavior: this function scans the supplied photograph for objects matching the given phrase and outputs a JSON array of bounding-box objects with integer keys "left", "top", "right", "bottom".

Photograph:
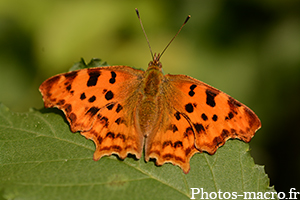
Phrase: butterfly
[{"left": 39, "top": 9, "right": 261, "bottom": 173}]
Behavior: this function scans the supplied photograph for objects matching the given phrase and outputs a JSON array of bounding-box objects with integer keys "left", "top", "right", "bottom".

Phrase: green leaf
[
  {"left": 0, "top": 103, "right": 277, "bottom": 200},
  {"left": 68, "top": 58, "right": 108, "bottom": 71}
]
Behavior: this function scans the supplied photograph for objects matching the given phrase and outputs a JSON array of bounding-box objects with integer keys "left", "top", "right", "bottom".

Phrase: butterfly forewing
[
  {"left": 164, "top": 74, "right": 261, "bottom": 155},
  {"left": 39, "top": 66, "right": 146, "bottom": 160}
]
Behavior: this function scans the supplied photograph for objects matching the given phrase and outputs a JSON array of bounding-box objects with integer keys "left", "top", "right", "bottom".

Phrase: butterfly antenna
[
  {"left": 159, "top": 15, "right": 191, "bottom": 59},
  {"left": 135, "top": 8, "right": 154, "bottom": 60}
]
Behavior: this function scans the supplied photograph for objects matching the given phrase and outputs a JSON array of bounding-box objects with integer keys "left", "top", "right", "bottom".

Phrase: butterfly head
[
  {"left": 136, "top": 8, "right": 190, "bottom": 72},
  {"left": 148, "top": 53, "right": 162, "bottom": 69}
]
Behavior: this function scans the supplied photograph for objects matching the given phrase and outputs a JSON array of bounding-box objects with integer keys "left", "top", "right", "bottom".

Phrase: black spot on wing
[
  {"left": 225, "top": 112, "right": 234, "bottom": 120},
  {"left": 97, "top": 136, "right": 103, "bottom": 144},
  {"left": 185, "top": 147, "right": 192, "bottom": 156},
  {"left": 230, "top": 129, "right": 237, "bottom": 135},
  {"left": 221, "top": 129, "right": 230, "bottom": 138},
  {"left": 169, "top": 124, "right": 178, "bottom": 133},
  {"left": 174, "top": 141, "right": 183, "bottom": 148},
  {"left": 186, "top": 126, "right": 193, "bottom": 133},
  {"left": 111, "top": 145, "right": 122, "bottom": 151},
  {"left": 212, "top": 114, "right": 218, "bottom": 122},
  {"left": 109, "top": 71, "right": 116, "bottom": 84},
  {"left": 80, "top": 93, "right": 86, "bottom": 100},
  {"left": 66, "top": 84, "right": 72, "bottom": 91},
  {"left": 115, "top": 117, "right": 125, "bottom": 125},
  {"left": 106, "top": 103, "right": 115, "bottom": 110},
  {"left": 64, "top": 71, "right": 78, "bottom": 81},
  {"left": 115, "top": 118, "right": 121, "bottom": 125},
  {"left": 116, "top": 133, "right": 125, "bottom": 141},
  {"left": 188, "top": 84, "right": 197, "bottom": 97},
  {"left": 194, "top": 123, "right": 205, "bottom": 134},
  {"left": 205, "top": 89, "right": 219, "bottom": 107},
  {"left": 185, "top": 103, "right": 194, "bottom": 113},
  {"left": 49, "top": 98, "right": 56, "bottom": 103},
  {"left": 188, "top": 91, "right": 195, "bottom": 97},
  {"left": 201, "top": 113, "right": 208, "bottom": 121},
  {"left": 190, "top": 84, "right": 197, "bottom": 90},
  {"left": 105, "top": 90, "right": 114, "bottom": 100},
  {"left": 162, "top": 154, "right": 173, "bottom": 160},
  {"left": 69, "top": 113, "right": 77, "bottom": 123},
  {"left": 229, "top": 97, "right": 242, "bottom": 107},
  {"left": 106, "top": 132, "right": 115, "bottom": 138},
  {"left": 64, "top": 104, "right": 72, "bottom": 113},
  {"left": 174, "top": 111, "right": 181, "bottom": 120},
  {"left": 88, "top": 95, "right": 96, "bottom": 103},
  {"left": 87, "top": 69, "right": 101, "bottom": 87},
  {"left": 116, "top": 104, "right": 123, "bottom": 113},
  {"left": 213, "top": 136, "right": 223, "bottom": 146},
  {"left": 162, "top": 141, "right": 173, "bottom": 148},
  {"left": 57, "top": 99, "right": 65, "bottom": 105},
  {"left": 40, "top": 76, "right": 60, "bottom": 98},
  {"left": 86, "top": 106, "right": 100, "bottom": 116},
  {"left": 101, "top": 145, "right": 122, "bottom": 151},
  {"left": 100, "top": 116, "right": 109, "bottom": 128},
  {"left": 184, "top": 126, "right": 193, "bottom": 138}
]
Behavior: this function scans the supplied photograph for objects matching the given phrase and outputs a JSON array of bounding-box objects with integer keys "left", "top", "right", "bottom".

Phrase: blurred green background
[{"left": 1, "top": 0, "right": 299, "bottom": 195}]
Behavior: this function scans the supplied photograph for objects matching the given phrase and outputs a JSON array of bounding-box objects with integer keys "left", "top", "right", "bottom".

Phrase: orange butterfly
[{"left": 39, "top": 9, "right": 261, "bottom": 173}]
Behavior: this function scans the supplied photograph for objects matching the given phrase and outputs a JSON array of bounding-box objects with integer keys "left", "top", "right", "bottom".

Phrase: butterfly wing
[
  {"left": 145, "top": 74, "right": 261, "bottom": 173},
  {"left": 39, "top": 66, "right": 145, "bottom": 160},
  {"left": 144, "top": 104, "right": 199, "bottom": 173}
]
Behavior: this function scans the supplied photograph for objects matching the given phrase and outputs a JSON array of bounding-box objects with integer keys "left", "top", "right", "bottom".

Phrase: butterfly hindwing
[{"left": 144, "top": 105, "right": 199, "bottom": 173}]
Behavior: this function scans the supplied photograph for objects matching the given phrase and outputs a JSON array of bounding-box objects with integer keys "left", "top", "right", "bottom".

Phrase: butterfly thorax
[{"left": 137, "top": 54, "right": 164, "bottom": 136}]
